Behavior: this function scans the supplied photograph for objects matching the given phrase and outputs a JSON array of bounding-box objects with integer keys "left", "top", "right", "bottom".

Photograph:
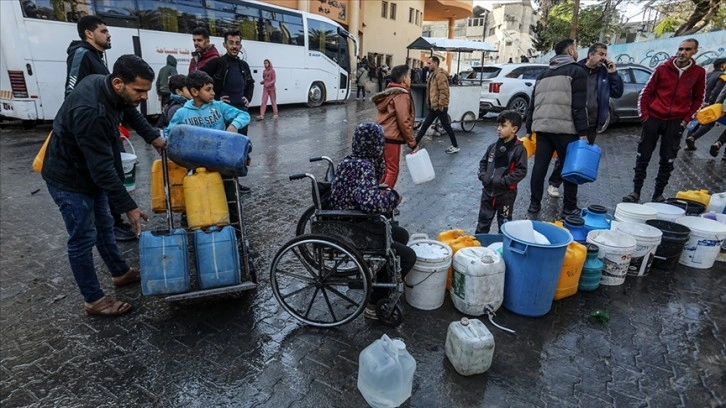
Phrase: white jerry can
[
  {"left": 445, "top": 318, "right": 495, "bottom": 376},
  {"left": 450, "top": 246, "right": 505, "bottom": 315}
]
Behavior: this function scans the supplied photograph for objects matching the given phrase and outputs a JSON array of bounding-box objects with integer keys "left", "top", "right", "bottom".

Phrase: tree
[
  {"left": 641, "top": 0, "right": 725, "bottom": 36},
  {"left": 531, "top": 0, "right": 624, "bottom": 52}
]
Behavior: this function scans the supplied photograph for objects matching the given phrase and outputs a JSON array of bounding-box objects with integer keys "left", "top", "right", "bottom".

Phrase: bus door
[{"left": 1, "top": 1, "right": 41, "bottom": 121}]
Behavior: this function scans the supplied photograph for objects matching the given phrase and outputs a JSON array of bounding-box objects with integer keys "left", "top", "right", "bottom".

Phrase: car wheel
[
  {"left": 307, "top": 82, "right": 325, "bottom": 107},
  {"left": 609, "top": 105, "right": 619, "bottom": 126},
  {"left": 507, "top": 96, "right": 529, "bottom": 119}
]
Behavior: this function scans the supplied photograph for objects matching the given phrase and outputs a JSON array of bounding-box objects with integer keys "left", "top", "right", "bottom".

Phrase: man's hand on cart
[
  {"left": 126, "top": 208, "right": 149, "bottom": 238},
  {"left": 150, "top": 136, "right": 167, "bottom": 153}
]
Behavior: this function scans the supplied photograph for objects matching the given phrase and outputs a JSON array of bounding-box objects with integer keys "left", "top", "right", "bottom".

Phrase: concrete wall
[{"left": 362, "top": 0, "right": 426, "bottom": 67}]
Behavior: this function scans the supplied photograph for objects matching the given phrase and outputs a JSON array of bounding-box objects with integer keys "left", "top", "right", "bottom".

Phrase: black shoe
[
  {"left": 238, "top": 183, "right": 251, "bottom": 194},
  {"left": 527, "top": 203, "right": 541, "bottom": 213},
  {"left": 651, "top": 195, "right": 665, "bottom": 203},
  {"left": 114, "top": 226, "right": 138, "bottom": 241},
  {"left": 710, "top": 142, "right": 722, "bottom": 158},
  {"left": 684, "top": 136, "right": 696, "bottom": 151},
  {"left": 622, "top": 192, "right": 640, "bottom": 203},
  {"left": 561, "top": 207, "right": 580, "bottom": 218}
]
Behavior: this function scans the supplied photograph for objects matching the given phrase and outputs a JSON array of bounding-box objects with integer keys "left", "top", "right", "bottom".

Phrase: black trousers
[
  {"left": 476, "top": 190, "right": 517, "bottom": 234},
  {"left": 688, "top": 121, "right": 714, "bottom": 141},
  {"left": 370, "top": 225, "right": 416, "bottom": 304},
  {"left": 530, "top": 132, "right": 579, "bottom": 211},
  {"left": 356, "top": 86, "right": 366, "bottom": 98},
  {"left": 632, "top": 117, "right": 683, "bottom": 198},
  {"left": 415, "top": 107, "right": 458, "bottom": 147}
]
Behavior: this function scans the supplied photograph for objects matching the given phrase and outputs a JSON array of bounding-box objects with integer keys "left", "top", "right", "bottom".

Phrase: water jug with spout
[
  {"left": 358, "top": 334, "right": 416, "bottom": 408},
  {"left": 580, "top": 205, "right": 612, "bottom": 233}
]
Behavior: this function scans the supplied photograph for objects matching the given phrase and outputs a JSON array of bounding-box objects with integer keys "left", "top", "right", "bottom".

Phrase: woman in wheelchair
[{"left": 329, "top": 122, "right": 417, "bottom": 319}]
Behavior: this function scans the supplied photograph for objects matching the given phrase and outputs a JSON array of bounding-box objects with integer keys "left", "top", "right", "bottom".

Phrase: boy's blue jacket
[{"left": 164, "top": 99, "right": 250, "bottom": 137}]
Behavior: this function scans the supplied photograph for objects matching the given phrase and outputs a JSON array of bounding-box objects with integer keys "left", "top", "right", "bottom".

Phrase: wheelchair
[{"left": 269, "top": 160, "right": 405, "bottom": 328}]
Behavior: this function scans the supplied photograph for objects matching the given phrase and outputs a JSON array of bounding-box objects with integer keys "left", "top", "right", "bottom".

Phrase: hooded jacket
[
  {"left": 156, "top": 94, "right": 187, "bottom": 128},
  {"left": 157, "top": 55, "right": 178, "bottom": 95},
  {"left": 638, "top": 57, "right": 706, "bottom": 123},
  {"left": 526, "top": 54, "right": 588, "bottom": 136},
  {"left": 426, "top": 66, "right": 450, "bottom": 110},
  {"left": 329, "top": 122, "right": 399, "bottom": 214},
  {"left": 189, "top": 44, "right": 219, "bottom": 72},
  {"left": 577, "top": 59, "right": 624, "bottom": 133},
  {"left": 43, "top": 75, "right": 159, "bottom": 213},
  {"left": 478, "top": 138, "right": 528, "bottom": 196},
  {"left": 64, "top": 40, "right": 109, "bottom": 98},
  {"left": 164, "top": 99, "right": 251, "bottom": 138},
  {"left": 262, "top": 61, "right": 276, "bottom": 90},
  {"left": 372, "top": 84, "right": 416, "bottom": 148},
  {"left": 200, "top": 53, "right": 255, "bottom": 108}
]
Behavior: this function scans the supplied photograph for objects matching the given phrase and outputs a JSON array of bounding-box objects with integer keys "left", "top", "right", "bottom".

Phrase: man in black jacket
[
  {"left": 65, "top": 15, "right": 111, "bottom": 97},
  {"left": 43, "top": 55, "right": 166, "bottom": 317}
]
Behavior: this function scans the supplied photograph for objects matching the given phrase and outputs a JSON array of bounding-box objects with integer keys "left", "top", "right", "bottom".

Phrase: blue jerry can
[
  {"left": 139, "top": 229, "right": 190, "bottom": 295},
  {"left": 562, "top": 139, "right": 601, "bottom": 184},
  {"left": 167, "top": 125, "right": 252, "bottom": 177},
  {"left": 194, "top": 226, "right": 241, "bottom": 289}
]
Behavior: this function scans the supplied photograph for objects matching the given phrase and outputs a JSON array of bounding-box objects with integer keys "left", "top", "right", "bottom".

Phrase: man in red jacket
[
  {"left": 622, "top": 39, "right": 706, "bottom": 203},
  {"left": 189, "top": 27, "right": 219, "bottom": 73}
]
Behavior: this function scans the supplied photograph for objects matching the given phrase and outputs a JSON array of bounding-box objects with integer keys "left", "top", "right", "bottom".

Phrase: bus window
[
  {"left": 21, "top": 0, "right": 93, "bottom": 21},
  {"left": 94, "top": 0, "right": 139, "bottom": 28},
  {"left": 308, "top": 20, "right": 339, "bottom": 63},
  {"left": 137, "top": 0, "right": 206, "bottom": 33},
  {"left": 282, "top": 14, "right": 304, "bottom": 46},
  {"left": 205, "top": 1, "right": 239, "bottom": 36}
]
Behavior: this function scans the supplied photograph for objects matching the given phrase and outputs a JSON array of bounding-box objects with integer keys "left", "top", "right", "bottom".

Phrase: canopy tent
[{"left": 407, "top": 36, "right": 496, "bottom": 53}]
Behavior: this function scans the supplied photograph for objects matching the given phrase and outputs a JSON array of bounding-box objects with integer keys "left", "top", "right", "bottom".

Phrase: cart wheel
[
  {"left": 413, "top": 120, "right": 422, "bottom": 130},
  {"left": 433, "top": 114, "right": 453, "bottom": 134},
  {"left": 461, "top": 111, "right": 476, "bottom": 132},
  {"left": 270, "top": 234, "right": 370, "bottom": 328},
  {"left": 376, "top": 298, "right": 403, "bottom": 327}
]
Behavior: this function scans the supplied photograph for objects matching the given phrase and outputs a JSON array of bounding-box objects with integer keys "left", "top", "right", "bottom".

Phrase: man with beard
[
  {"left": 65, "top": 15, "right": 112, "bottom": 97},
  {"left": 43, "top": 55, "right": 166, "bottom": 317},
  {"left": 189, "top": 27, "right": 220, "bottom": 72}
]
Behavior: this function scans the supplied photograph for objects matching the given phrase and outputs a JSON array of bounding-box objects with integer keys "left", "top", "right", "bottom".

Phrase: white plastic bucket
[
  {"left": 450, "top": 247, "right": 505, "bottom": 315},
  {"left": 406, "top": 233, "right": 452, "bottom": 310},
  {"left": 677, "top": 216, "right": 726, "bottom": 268},
  {"left": 120, "top": 137, "right": 137, "bottom": 192},
  {"left": 405, "top": 148, "right": 435, "bottom": 185},
  {"left": 701, "top": 212, "right": 726, "bottom": 254},
  {"left": 614, "top": 203, "right": 658, "bottom": 224},
  {"left": 615, "top": 222, "right": 663, "bottom": 277},
  {"left": 643, "top": 202, "right": 686, "bottom": 223},
  {"left": 586, "top": 230, "right": 637, "bottom": 285}
]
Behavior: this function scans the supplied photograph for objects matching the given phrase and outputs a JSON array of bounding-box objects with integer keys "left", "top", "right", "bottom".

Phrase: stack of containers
[
  {"left": 676, "top": 216, "right": 726, "bottom": 269},
  {"left": 614, "top": 222, "right": 663, "bottom": 277},
  {"left": 614, "top": 203, "right": 658, "bottom": 224},
  {"left": 437, "top": 229, "right": 481, "bottom": 290},
  {"left": 643, "top": 202, "right": 685, "bottom": 222},
  {"left": 586, "top": 230, "right": 637, "bottom": 286}
]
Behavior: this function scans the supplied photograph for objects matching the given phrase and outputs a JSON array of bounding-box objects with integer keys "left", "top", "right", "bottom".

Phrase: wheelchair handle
[
  {"left": 309, "top": 157, "right": 324, "bottom": 162},
  {"left": 289, "top": 173, "right": 310, "bottom": 181}
]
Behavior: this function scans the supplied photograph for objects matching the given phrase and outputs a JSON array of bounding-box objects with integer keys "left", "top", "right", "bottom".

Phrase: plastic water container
[
  {"left": 701, "top": 212, "right": 726, "bottom": 252},
  {"left": 167, "top": 124, "right": 252, "bottom": 176},
  {"left": 586, "top": 230, "right": 637, "bottom": 286},
  {"left": 554, "top": 242, "right": 587, "bottom": 300},
  {"left": 450, "top": 247, "right": 505, "bottom": 315},
  {"left": 445, "top": 318, "right": 495, "bottom": 376},
  {"left": 139, "top": 229, "right": 190, "bottom": 295},
  {"left": 643, "top": 202, "right": 686, "bottom": 222},
  {"left": 406, "top": 234, "right": 452, "bottom": 310},
  {"left": 645, "top": 220, "right": 691, "bottom": 271},
  {"left": 664, "top": 198, "right": 706, "bottom": 216},
  {"left": 676, "top": 190, "right": 711, "bottom": 207},
  {"left": 676, "top": 216, "right": 726, "bottom": 269},
  {"left": 405, "top": 148, "right": 435, "bottom": 184},
  {"left": 501, "top": 221, "right": 573, "bottom": 317},
  {"left": 151, "top": 159, "right": 187, "bottom": 213},
  {"left": 579, "top": 244, "right": 604, "bottom": 292},
  {"left": 520, "top": 136, "right": 535, "bottom": 159},
  {"left": 563, "top": 215, "right": 588, "bottom": 243},
  {"left": 358, "top": 334, "right": 416, "bottom": 408},
  {"left": 183, "top": 168, "right": 230, "bottom": 230},
  {"left": 696, "top": 103, "right": 724, "bottom": 125},
  {"left": 194, "top": 226, "right": 241, "bottom": 289},
  {"left": 615, "top": 222, "right": 663, "bottom": 277},
  {"left": 706, "top": 192, "right": 726, "bottom": 214},
  {"left": 475, "top": 233, "right": 504, "bottom": 255},
  {"left": 437, "top": 230, "right": 480, "bottom": 290},
  {"left": 561, "top": 139, "right": 601, "bottom": 184},
  {"left": 120, "top": 152, "right": 137, "bottom": 192},
  {"left": 614, "top": 203, "right": 658, "bottom": 224},
  {"left": 580, "top": 205, "right": 613, "bottom": 233}
]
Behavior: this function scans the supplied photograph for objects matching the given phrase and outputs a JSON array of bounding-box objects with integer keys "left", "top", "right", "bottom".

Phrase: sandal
[
  {"left": 622, "top": 192, "right": 640, "bottom": 203},
  {"left": 84, "top": 297, "right": 132, "bottom": 316},
  {"left": 255, "top": 115, "right": 264, "bottom": 121},
  {"left": 710, "top": 142, "right": 722, "bottom": 158},
  {"left": 112, "top": 267, "right": 140, "bottom": 287}
]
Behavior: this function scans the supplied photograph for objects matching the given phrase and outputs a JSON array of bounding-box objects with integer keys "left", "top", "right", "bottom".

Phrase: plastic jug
[
  {"left": 438, "top": 230, "right": 481, "bottom": 290},
  {"left": 405, "top": 148, "right": 435, "bottom": 184},
  {"left": 696, "top": 103, "right": 724, "bottom": 125},
  {"left": 520, "top": 135, "right": 536, "bottom": 159},
  {"left": 445, "top": 318, "right": 495, "bottom": 376},
  {"left": 450, "top": 247, "right": 505, "bottom": 315},
  {"left": 561, "top": 139, "right": 601, "bottom": 184},
  {"left": 167, "top": 124, "right": 252, "bottom": 176},
  {"left": 675, "top": 189, "right": 711, "bottom": 207},
  {"left": 563, "top": 215, "right": 588, "bottom": 243},
  {"left": 358, "top": 334, "right": 416, "bottom": 408},
  {"left": 554, "top": 242, "right": 587, "bottom": 300},
  {"left": 580, "top": 205, "right": 613, "bottom": 233},
  {"left": 183, "top": 167, "right": 230, "bottom": 230},
  {"left": 706, "top": 192, "right": 726, "bottom": 214},
  {"left": 151, "top": 159, "right": 187, "bottom": 213},
  {"left": 578, "top": 244, "right": 603, "bottom": 292}
]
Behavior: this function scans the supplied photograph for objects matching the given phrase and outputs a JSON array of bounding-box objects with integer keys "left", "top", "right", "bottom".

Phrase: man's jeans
[{"left": 47, "top": 184, "right": 130, "bottom": 303}]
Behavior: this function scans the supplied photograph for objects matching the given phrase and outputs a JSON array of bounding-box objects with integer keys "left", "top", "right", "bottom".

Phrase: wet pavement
[{"left": 1, "top": 99, "right": 725, "bottom": 408}]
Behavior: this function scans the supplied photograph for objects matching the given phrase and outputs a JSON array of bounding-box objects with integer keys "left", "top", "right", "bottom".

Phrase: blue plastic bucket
[
  {"left": 562, "top": 139, "right": 601, "bottom": 184},
  {"left": 501, "top": 221, "right": 573, "bottom": 317}
]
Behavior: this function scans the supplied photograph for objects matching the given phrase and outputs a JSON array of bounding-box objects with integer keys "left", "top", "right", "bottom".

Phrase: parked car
[
  {"left": 460, "top": 63, "right": 548, "bottom": 119},
  {"left": 610, "top": 63, "right": 653, "bottom": 124}
]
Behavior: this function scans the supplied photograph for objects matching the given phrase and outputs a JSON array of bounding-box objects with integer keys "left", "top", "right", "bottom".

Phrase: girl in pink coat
[{"left": 257, "top": 59, "right": 278, "bottom": 120}]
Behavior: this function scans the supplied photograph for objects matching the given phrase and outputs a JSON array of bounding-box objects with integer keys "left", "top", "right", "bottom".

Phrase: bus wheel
[{"left": 307, "top": 82, "right": 325, "bottom": 108}]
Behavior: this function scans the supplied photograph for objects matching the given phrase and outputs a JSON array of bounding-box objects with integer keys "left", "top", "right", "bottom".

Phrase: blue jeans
[{"left": 47, "top": 184, "right": 130, "bottom": 303}]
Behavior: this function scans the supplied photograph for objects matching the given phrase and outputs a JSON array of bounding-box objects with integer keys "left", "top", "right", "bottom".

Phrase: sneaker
[
  {"left": 562, "top": 207, "right": 580, "bottom": 218},
  {"left": 622, "top": 192, "right": 640, "bottom": 203},
  {"left": 527, "top": 203, "right": 541, "bottom": 213},
  {"left": 651, "top": 195, "right": 665, "bottom": 203},
  {"left": 114, "top": 226, "right": 137, "bottom": 241},
  {"left": 363, "top": 307, "right": 378, "bottom": 320},
  {"left": 547, "top": 185, "right": 560, "bottom": 198},
  {"left": 445, "top": 146, "right": 460, "bottom": 154},
  {"left": 684, "top": 136, "right": 696, "bottom": 151},
  {"left": 238, "top": 183, "right": 251, "bottom": 194},
  {"left": 710, "top": 142, "right": 722, "bottom": 158}
]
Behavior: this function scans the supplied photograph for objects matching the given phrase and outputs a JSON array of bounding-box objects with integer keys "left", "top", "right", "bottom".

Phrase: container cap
[
  {"left": 392, "top": 339, "right": 406, "bottom": 350},
  {"left": 586, "top": 243, "right": 600, "bottom": 253},
  {"left": 564, "top": 215, "right": 585, "bottom": 227},
  {"left": 587, "top": 204, "right": 607, "bottom": 214},
  {"left": 460, "top": 317, "right": 470, "bottom": 326}
]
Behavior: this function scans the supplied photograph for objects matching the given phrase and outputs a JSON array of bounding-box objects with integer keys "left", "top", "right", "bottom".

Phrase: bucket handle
[
  {"left": 408, "top": 233, "right": 429, "bottom": 243},
  {"left": 121, "top": 136, "right": 137, "bottom": 158},
  {"left": 404, "top": 269, "right": 439, "bottom": 289},
  {"left": 507, "top": 239, "right": 528, "bottom": 255}
]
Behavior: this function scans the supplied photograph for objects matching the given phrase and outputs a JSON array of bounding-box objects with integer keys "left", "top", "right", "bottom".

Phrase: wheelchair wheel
[
  {"left": 296, "top": 205, "right": 316, "bottom": 236},
  {"left": 376, "top": 298, "right": 403, "bottom": 327},
  {"left": 270, "top": 234, "right": 370, "bottom": 328}
]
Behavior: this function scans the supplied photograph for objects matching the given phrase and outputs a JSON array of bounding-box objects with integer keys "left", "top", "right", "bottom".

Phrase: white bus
[{"left": 0, "top": 0, "right": 356, "bottom": 123}]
